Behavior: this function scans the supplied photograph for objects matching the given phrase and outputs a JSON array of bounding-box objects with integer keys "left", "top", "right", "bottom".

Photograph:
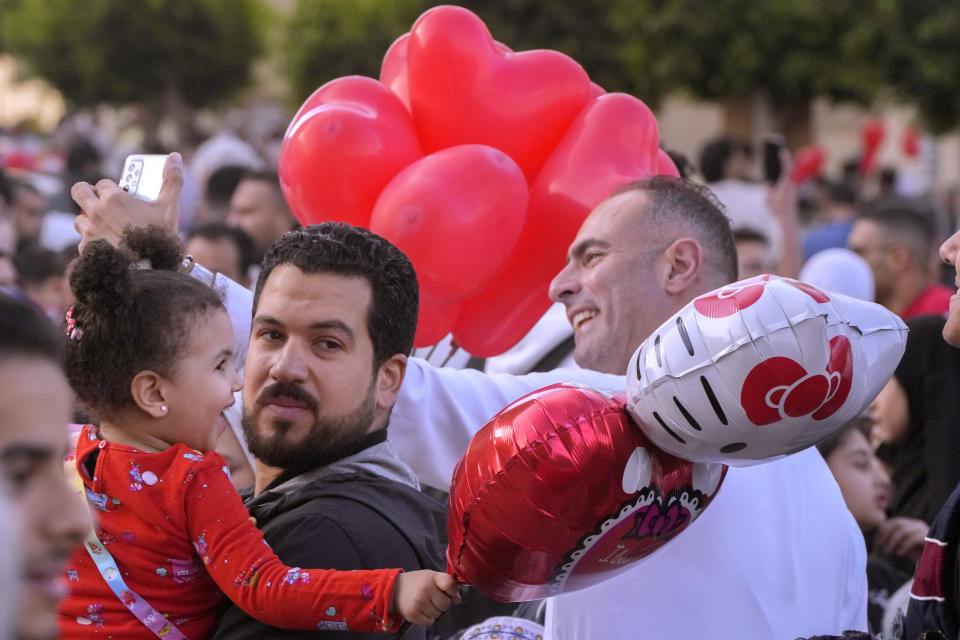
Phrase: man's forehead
[
  {"left": 257, "top": 266, "right": 372, "bottom": 320},
  {"left": 574, "top": 190, "right": 648, "bottom": 243}
]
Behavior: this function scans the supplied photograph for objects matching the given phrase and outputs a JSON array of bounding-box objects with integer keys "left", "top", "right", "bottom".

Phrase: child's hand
[{"left": 391, "top": 570, "right": 461, "bottom": 627}]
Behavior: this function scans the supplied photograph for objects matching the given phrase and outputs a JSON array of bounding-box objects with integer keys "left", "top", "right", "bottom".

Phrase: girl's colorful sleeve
[{"left": 182, "top": 459, "right": 404, "bottom": 632}]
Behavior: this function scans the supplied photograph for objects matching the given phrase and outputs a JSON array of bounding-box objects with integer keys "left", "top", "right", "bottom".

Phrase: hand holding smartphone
[
  {"left": 120, "top": 154, "right": 168, "bottom": 202},
  {"left": 762, "top": 134, "right": 785, "bottom": 184}
]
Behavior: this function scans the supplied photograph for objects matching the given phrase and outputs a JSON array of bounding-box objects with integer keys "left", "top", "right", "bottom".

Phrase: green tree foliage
[
  {"left": 852, "top": 0, "right": 960, "bottom": 133},
  {"left": 283, "top": 0, "right": 430, "bottom": 102},
  {"left": 0, "top": 0, "right": 263, "bottom": 110}
]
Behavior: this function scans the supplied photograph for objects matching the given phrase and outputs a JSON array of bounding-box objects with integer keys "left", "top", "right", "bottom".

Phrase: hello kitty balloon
[{"left": 626, "top": 275, "right": 907, "bottom": 465}]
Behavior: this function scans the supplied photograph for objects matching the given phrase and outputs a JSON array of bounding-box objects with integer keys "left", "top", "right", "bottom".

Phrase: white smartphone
[{"left": 120, "top": 154, "right": 168, "bottom": 202}]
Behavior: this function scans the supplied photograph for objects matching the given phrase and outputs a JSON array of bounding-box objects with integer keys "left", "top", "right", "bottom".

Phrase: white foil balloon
[{"left": 626, "top": 275, "right": 907, "bottom": 465}]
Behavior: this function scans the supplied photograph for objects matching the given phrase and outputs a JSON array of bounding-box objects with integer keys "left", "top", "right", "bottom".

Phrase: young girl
[{"left": 57, "top": 229, "right": 458, "bottom": 638}]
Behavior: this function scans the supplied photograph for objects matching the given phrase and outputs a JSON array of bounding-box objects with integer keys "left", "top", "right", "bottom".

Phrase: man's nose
[
  {"left": 269, "top": 340, "right": 309, "bottom": 383},
  {"left": 549, "top": 263, "right": 580, "bottom": 303},
  {"left": 940, "top": 228, "right": 960, "bottom": 267}
]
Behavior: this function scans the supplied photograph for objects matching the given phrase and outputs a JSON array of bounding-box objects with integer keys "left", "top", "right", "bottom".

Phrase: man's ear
[
  {"left": 130, "top": 370, "right": 170, "bottom": 418},
  {"left": 375, "top": 353, "right": 407, "bottom": 412},
  {"left": 661, "top": 237, "right": 703, "bottom": 295}
]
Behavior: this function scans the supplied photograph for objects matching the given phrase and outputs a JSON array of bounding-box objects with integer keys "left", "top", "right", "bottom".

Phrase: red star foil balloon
[
  {"left": 626, "top": 275, "right": 908, "bottom": 465},
  {"left": 447, "top": 383, "right": 726, "bottom": 602}
]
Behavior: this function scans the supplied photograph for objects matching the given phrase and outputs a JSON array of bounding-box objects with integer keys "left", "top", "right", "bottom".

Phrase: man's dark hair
[
  {"left": 699, "top": 136, "right": 753, "bottom": 183},
  {"left": 612, "top": 176, "right": 738, "bottom": 286},
  {"left": 732, "top": 227, "right": 770, "bottom": 246},
  {"left": 206, "top": 165, "right": 249, "bottom": 209},
  {"left": 238, "top": 170, "right": 285, "bottom": 203},
  {"left": 825, "top": 180, "right": 857, "bottom": 206},
  {"left": 14, "top": 244, "right": 70, "bottom": 288},
  {"left": 187, "top": 221, "right": 257, "bottom": 277},
  {"left": 253, "top": 223, "right": 419, "bottom": 368},
  {"left": 859, "top": 197, "right": 941, "bottom": 265},
  {"left": 0, "top": 290, "right": 62, "bottom": 361},
  {"left": 64, "top": 227, "right": 224, "bottom": 418}
]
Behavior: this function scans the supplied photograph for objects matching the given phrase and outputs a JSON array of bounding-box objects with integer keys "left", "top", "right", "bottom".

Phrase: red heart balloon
[
  {"left": 451, "top": 93, "right": 662, "bottom": 357},
  {"left": 860, "top": 119, "right": 885, "bottom": 175},
  {"left": 406, "top": 5, "right": 591, "bottom": 182},
  {"left": 656, "top": 148, "right": 681, "bottom": 177},
  {"left": 279, "top": 76, "right": 423, "bottom": 227},
  {"left": 370, "top": 144, "right": 528, "bottom": 303},
  {"left": 902, "top": 126, "right": 920, "bottom": 159},
  {"left": 448, "top": 383, "right": 726, "bottom": 601},
  {"left": 380, "top": 33, "right": 412, "bottom": 112}
]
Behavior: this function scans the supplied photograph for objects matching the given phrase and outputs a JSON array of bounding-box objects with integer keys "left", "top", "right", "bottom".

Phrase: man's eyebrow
[
  {"left": 569, "top": 238, "right": 609, "bottom": 261},
  {"left": 252, "top": 314, "right": 284, "bottom": 327},
  {"left": 308, "top": 320, "right": 354, "bottom": 341},
  {"left": 252, "top": 315, "right": 354, "bottom": 340}
]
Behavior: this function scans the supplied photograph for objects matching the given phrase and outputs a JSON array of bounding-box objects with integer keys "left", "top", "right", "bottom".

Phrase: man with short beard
[{"left": 200, "top": 223, "right": 451, "bottom": 639}]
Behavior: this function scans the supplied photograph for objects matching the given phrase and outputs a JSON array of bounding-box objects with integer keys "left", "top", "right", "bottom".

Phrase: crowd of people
[{"left": 0, "top": 116, "right": 959, "bottom": 640}]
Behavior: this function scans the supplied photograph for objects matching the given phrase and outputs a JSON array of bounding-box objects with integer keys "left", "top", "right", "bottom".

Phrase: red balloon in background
[
  {"left": 406, "top": 6, "right": 592, "bottom": 182},
  {"left": 791, "top": 145, "right": 825, "bottom": 184},
  {"left": 859, "top": 119, "right": 885, "bottom": 175},
  {"left": 447, "top": 383, "right": 726, "bottom": 602},
  {"left": 902, "top": 126, "right": 920, "bottom": 159},
  {"left": 415, "top": 291, "right": 461, "bottom": 348},
  {"left": 380, "top": 33, "right": 412, "bottom": 112},
  {"left": 370, "top": 144, "right": 528, "bottom": 304},
  {"left": 279, "top": 76, "right": 423, "bottom": 227},
  {"left": 451, "top": 93, "right": 662, "bottom": 357},
  {"left": 656, "top": 148, "right": 681, "bottom": 177}
]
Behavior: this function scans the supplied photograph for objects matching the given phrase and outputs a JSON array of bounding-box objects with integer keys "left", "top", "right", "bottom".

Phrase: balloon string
[
  {"left": 424, "top": 342, "right": 439, "bottom": 361},
  {"left": 441, "top": 341, "right": 461, "bottom": 368}
]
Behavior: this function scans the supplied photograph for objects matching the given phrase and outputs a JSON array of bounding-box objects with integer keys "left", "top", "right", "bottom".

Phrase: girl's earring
[{"left": 161, "top": 405, "right": 168, "bottom": 414}]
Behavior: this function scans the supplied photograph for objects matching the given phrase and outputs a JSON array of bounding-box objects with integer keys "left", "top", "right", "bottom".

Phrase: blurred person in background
[
  {"left": 0, "top": 217, "right": 17, "bottom": 290},
  {"left": 734, "top": 227, "right": 777, "bottom": 279},
  {"left": 226, "top": 170, "right": 298, "bottom": 263},
  {"left": 700, "top": 135, "right": 782, "bottom": 255},
  {"left": 193, "top": 164, "right": 248, "bottom": 226},
  {"left": 817, "top": 418, "right": 922, "bottom": 636},
  {"left": 847, "top": 199, "right": 952, "bottom": 318},
  {"left": 14, "top": 245, "right": 73, "bottom": 320},
  {"left": 0, "top": 292, "right": 90, "bottom": 640},
  {"left": 185, "top": 222, "right": 256, "bottom": 289},
  {"left": 803, "top": 179, "right": 859, "bottom": 260},
  {"left": 10, "top": 180, "right": 48, "bottom": 250}
]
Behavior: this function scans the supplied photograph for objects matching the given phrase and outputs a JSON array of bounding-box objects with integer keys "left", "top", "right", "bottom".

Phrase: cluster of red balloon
[
  {"left": 278, "top": 5, "right": 674, "bottom": 356},
  {"left": 447, "top": 275, "right": 908, "bottom": 601}
]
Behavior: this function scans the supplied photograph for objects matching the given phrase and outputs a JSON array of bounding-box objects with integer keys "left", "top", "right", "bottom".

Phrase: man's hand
[
  {"left": 390, "top": 570, "right": 460, "bottom": 627},
  {"left": 72, "top": 152, "right": 183, "bottom": 253}
]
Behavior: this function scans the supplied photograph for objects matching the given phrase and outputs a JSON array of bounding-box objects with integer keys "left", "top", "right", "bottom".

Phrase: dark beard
[{"left": 241, "top": 380, "right": 378, "bottom": 477}]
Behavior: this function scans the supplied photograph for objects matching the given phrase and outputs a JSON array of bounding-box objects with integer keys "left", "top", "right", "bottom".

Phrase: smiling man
[{"left": 390, "top": 177, "right": 868, "bottom": 639}]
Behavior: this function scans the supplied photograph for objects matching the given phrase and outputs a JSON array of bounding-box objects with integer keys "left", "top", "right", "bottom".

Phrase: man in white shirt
[
  {"left": 74, "top": 157, "right": 867, "bottom": 639},
  {"left": 389, "top": 177, "right": 868, "bottom": 639}
]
